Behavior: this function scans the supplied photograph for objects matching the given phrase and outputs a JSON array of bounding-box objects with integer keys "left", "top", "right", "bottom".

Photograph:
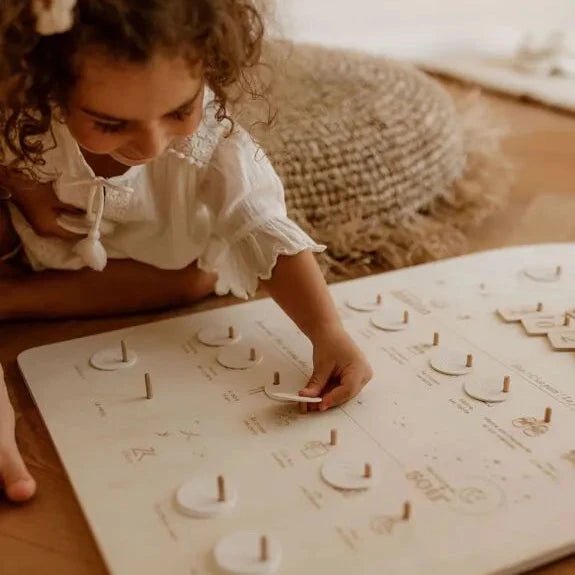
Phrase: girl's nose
[{"left": 132, "top": 122, "right": 171, "bottom": 160}]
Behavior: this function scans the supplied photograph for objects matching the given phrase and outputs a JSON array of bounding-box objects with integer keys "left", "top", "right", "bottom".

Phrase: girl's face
[{"left": 66, "top": 50, "right": 204, "bottom": 166}]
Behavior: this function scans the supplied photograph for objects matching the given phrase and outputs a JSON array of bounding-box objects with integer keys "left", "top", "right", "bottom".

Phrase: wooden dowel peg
[
  {"left": 402, "top": 501, "right": 412, "bottom": 521},
  {"left": 403, "top": 310, "right": 409, "bottom": 324},
  {"left": 556, "top": 266, "right": 562, "bottom": 277},
  {"left": 121, "top": 340, "right": 128, "bottom": 363},
  {"left": 145, "top": 373, "right": 153, "bottom": 399},
  {"left": 364, "top": 463, "right": 372, "bottom": 479},
  {"left": 376, "top": 294, "right": 382, "bottom": 305},
  {"left": 330, "top": 429, "right": 338, "bottom": 446},
  {"left": 564, "top": 315, "right": 570, "bottom": 327},
  {"left": 503, "top": 376, "right": 510, "bottom": 393},
  {"left": 260, "top": 535, "right": 268, "bottom": 562},
  {"left": 228, "top": 326, "right": 235, "bottom": 339},
  {"left": 273, "top": 371, "right": 280, "bottom": 386},
  {"left": 433, "top": 332, "right": 440, "bottom": 346},
  {"left": 466, "top": 354, "right": 473, "bottom": 368},
  {"left": 544, "top": 407, "right": 552, "bottom": 424},
  {"left": 249, "top": 348, "right": 256, "bottom": 361},
  {"left": 536, "top": 302, "right": 543, "bottom": 312},
  {"left": 217, "top": 475, "right": 226, "bottom": 502}
]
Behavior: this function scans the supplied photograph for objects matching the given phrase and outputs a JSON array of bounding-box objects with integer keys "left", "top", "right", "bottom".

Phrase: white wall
[{"left": 269, "top": 0, "right": 575, "bottom": 57}]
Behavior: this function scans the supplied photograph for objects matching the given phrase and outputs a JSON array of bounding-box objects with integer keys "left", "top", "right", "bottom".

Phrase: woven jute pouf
[{"left": 240, "top": 41, "right": 511, "bottom": 280}]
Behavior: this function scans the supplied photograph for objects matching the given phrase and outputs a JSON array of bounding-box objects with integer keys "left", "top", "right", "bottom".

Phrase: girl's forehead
[{"left": 70, "top": 49, "right": 203, "bottom": 120}]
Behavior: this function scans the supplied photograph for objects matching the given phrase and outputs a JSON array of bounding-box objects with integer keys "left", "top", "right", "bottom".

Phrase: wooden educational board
[{"left": 18, "top": 244, "right": 575, "bottom": 575}]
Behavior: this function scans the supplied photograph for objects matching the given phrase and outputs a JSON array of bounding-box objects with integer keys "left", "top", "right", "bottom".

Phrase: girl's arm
[
  {"left": 0, "top": 261, "right": 216, "bottom": 320},
  {"left": 262, "top": 250, "right": 373, "bottom": 410}
]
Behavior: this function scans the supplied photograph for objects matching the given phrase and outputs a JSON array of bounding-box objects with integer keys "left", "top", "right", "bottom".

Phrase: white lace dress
[{"left": 8, "top": 96, "right": 325, "bottom": 299}]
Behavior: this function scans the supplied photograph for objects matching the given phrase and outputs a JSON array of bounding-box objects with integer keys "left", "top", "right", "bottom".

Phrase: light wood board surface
[
  {"left": 16, "top": 244, "right": 575, "bottom": 575},
  {"left": 1, "top": 83, "right": 575, "bottom": 575}
]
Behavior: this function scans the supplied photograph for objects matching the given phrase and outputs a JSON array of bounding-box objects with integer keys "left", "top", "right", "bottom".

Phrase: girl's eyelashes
[
  {"left": 94, "top": 121, "right": 127, "bottom": 134},
  {"left": 92, "top": 106, "right": 195, "bottom": 133}
]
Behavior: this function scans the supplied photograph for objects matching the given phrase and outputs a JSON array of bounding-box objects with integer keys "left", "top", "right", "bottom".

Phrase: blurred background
[{"left": 270, "top": 0, "right": 575, "bottom": 58}]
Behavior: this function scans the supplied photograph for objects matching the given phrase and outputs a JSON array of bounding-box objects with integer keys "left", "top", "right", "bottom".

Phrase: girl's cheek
[{"left": 67, "top": 120, "right": 127, "bottom": 154}]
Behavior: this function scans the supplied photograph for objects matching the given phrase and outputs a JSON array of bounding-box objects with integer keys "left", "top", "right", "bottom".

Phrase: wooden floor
[{"left": 1, "top": 83, "right": 574, "bottom": 575}]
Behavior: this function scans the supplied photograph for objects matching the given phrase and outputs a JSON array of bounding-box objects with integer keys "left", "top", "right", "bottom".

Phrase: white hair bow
[{"left": 32, "top": 0, "right": 77, "bottom": 36}]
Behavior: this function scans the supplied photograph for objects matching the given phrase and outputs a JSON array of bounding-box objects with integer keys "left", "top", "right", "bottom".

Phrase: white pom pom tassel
[
  {"left": 75, "top": 182, "right": 107, "bottom": 271},
  {"left": 74, "top": 231, "right": 107, "bottom": 271}
]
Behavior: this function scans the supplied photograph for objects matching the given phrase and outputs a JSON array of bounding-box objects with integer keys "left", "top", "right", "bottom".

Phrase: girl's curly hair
[{"left": 0, "top": 0, "right": 266, "bottom": 170}]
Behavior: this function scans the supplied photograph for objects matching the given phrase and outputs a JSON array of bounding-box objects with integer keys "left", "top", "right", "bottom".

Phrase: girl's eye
[{"left": 94, "top": 121, "right": 127, "bottom": 134}]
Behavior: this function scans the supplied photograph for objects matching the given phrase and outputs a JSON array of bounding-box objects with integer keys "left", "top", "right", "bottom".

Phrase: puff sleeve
[{"left": 197, "top": 126, "right": 325, "bottom": 299}]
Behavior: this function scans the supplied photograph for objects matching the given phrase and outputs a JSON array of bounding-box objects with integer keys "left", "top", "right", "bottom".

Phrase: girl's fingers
[
  {"left": 300, "top": 362, "right": 334, "bottom": 398},
  {"left": 0, "top": 445, "right": 37, "bottom": 503}
]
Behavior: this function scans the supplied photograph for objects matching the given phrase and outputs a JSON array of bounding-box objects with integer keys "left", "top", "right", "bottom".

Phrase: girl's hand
[
  {"left": 299, "top": 325, "right": 373, "bottom": 411},
  {"left": 5, "top": 177, "right": 83, "bottom": 240},
  {"left": 0, "top": 363, "right": 36, "bottom": 502}
]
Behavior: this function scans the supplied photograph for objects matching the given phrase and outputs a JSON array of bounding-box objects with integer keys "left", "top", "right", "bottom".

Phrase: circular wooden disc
[
  {"left": 346, "top": 295, "right": 383, "bottom": 312},
  {"left": 89, "top": 348, "right": 137, "bottom": 371},
  {"left": 217, "top": 345, "right": 263, "bottom": 370},
  {"left": 175, "top": 476, "right": 237, "bottom": 518},
  {"left": 197, "top": 325, "right": 241, "bottom": 347},
  {"left": 214, "top": 531, "right": 282, "bottom": 575},
  {"left": 463, "top": 379, "right": 510, "bottom": 403},
  {"left": 264, "top": 388, "right": 322, "bottom": 403},
  {"left": 429, "top": 348, "right": 473, "bottom": 376},
  {"left": 321, "top": 456, "right": 379, "bottom": 490},
  {"left": 370, "top": 310, "right": 409, "bottom": 331}
]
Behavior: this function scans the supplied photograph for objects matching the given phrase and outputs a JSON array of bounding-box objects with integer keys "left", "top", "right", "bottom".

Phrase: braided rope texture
[{"left": 241, "top": 41, "right": 512, "bottom": 280}]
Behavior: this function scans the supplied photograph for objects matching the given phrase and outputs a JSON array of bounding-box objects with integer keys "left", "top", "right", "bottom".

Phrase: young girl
[{"left": 0, "top": 1, "right": 372, "bottom": 502}]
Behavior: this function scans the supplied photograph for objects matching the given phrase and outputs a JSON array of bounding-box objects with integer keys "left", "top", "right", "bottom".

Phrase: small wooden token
[
  {"left": 321, "top": 456, "right": 380, "bottom": 490},
  {"left": 90, "top": 346, "right": 137, "bottom": 371},
  {"left": 346, "top": 294, "right": 384, "bottom": 312},
  {"left": 429, "top": 348, "right": 474, "bottom": 376},
  {"left": 330, "top": 429, "right": 338, "bottom": 446},
  {"left": 433, "top": 332, "right": 440, "bottom": 346},
  {"left": 197, "top": 324, "right": 241, "bottom": 347},
  {"left": 273, "top": 372, "right": 280, "bottom": 386},
  {"left": 548, "top": 329, "right": 575, "bottom": 351},
  {"left": 402, "top": 501, "right": 412, "bottom": 521},
  {"left": 145, "top": 373, "right": 153, "bottom": 400},
  {"left": 175, "top": 475, "right": 238, "bottom": 518},
  {"left": 497, "top": 304, "right": 544, "bottom": 323},
  {"left": 463, "top": 377, "right": 511, "bottom": 403},
  {"left": 371, "top": 309, "right": 411, "bottom": 331},
  {"left": 521, "top": 314, "right": 566, "bottom": 335},
  {"left": 214, "top": 531, "right": 282, "bottom": 575},
  {"left": 364, "top": 463, "right": 372, "bottom": 479},
  {"left": 503, "top": 376, "right": 511, "bottom": 393},
  {"left": 121, "top": 340, "right": 129, "bottom": 363},
  {"left": 260, "top": 536, "right": 268, "bottom": 562},
  {"left": 217, "top": 345, "right": 263, "bottom": 370},
  {"left": 523, "top": 266, "right": 562, "bottom": 283},
  {"left": 544, "top": 407, "right": 552, "bottom": 424},
  {"left": 217, "top": 475, "right": 226, "bottom": 502}
]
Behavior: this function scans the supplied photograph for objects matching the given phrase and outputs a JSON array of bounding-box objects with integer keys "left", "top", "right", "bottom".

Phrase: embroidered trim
[{"left": 168, "top": 104, "right": 225, "bottom": 167}]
